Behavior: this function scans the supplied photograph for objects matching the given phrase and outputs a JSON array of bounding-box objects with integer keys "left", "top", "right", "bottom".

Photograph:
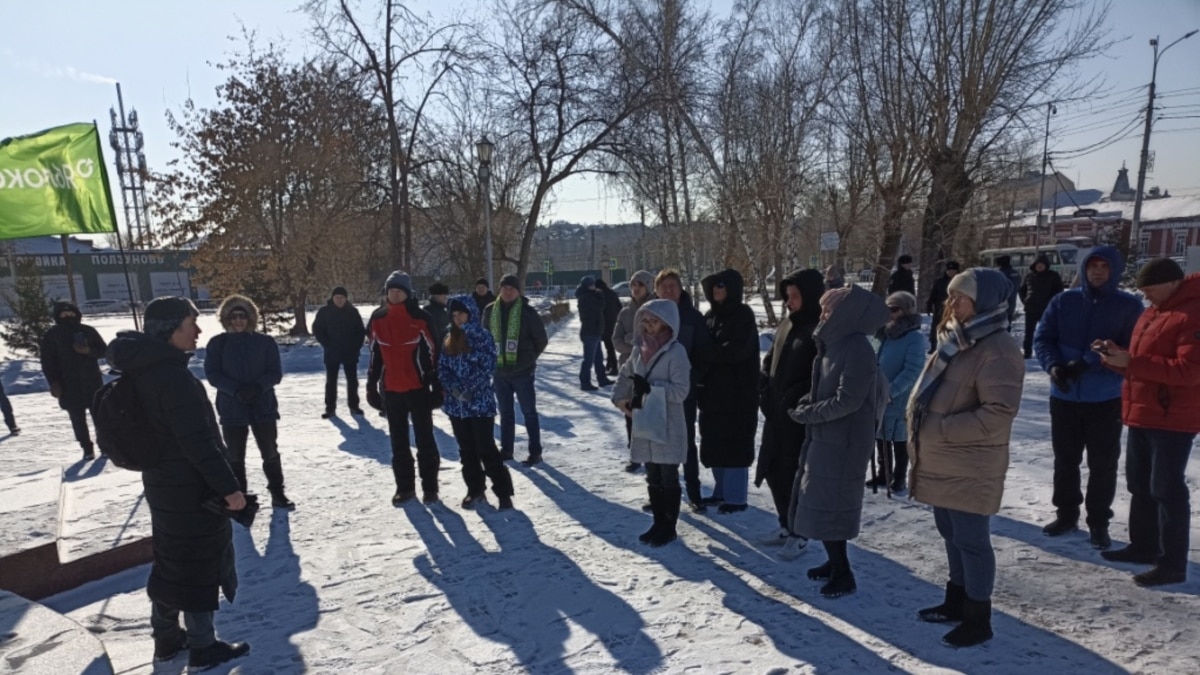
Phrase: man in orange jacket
[
  {"left": 367, "top": 271, "right": 444, "bottom": 505},
  {"left": 1097, "top": 258, "right": 1200, "bottom": 587}
]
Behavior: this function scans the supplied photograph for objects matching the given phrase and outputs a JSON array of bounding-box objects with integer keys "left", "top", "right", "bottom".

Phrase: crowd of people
[{"left": 15, "top": 251, "right": 1197, "bottom": 665}]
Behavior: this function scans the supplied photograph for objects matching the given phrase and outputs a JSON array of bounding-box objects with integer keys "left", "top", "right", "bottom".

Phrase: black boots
[
  {"left": 1133, "top": 566, "right": 1186, "bottom": 587},
  {"left": 1041, "top": 516, "right": 1078, "bottom": 537},
  {"left": 153, "top": 628, "right": 188, "bottom": 661},
  {"left": 640, "top": 485, "right": 679, "bottom": 547},
  {"left": 808, "top": 541, "right": 856, "bottom": 598},
  {"left": 918, "top": 582, "right": 966, "bottom": 623},
  {"left": 188, "top": 640, "right": 250, "bottom": 671},
  {"left": 919, "top": 583, "right": 992, "bottom": 647},
  {"left": 1100, "top": 545, "right": 1157, "bottom": 564},
  {"left": 942, "top": 598, "right": 993, "bottom": 647}
]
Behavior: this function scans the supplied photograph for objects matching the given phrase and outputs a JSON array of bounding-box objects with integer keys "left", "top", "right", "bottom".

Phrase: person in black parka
[
  {"left": 888, "top": 255, "right": 916, "bottom": 295},
  {"left": 696, "top": 269, "right": 761, "bottom": 513},
  {"left": 757, "top": 269, "right": 824, "bottom": 558},
  {"left": 1018, "top": 255, "right": 1065, "bottom": 359},
  {"left": 40, "top": 301, "right": 107, "bottom": 459},
  {"left": 312, "top": 286, "right": 367, "bottom": 418},
  {"left": 424, "top": 282, "right": 452, "bottom": 349},
  {"left": 106, "top": 296, "right": 250, "bottom": 669},
  {"left": 204, "top": 295, "right": 293, "bottom": 510},
  {"left": 595, "top": 279, "right": 623, "bottom": 376},
  {"left": 925, "top": 261, "right": 960, "bottom": 353},
  {"left": 576, "top": 276, "right": 613, "bottom": 390},
  {"left": 472, "top": 278, "right": 497, "bottom": 319}
]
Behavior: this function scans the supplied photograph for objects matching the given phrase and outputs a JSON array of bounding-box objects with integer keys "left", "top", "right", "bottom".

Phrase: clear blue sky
[{"left": 2, "top": 0, "right": 1198, "bottom": 231}]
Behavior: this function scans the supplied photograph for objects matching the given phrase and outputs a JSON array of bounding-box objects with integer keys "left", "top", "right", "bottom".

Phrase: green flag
[{"left": 0, "top": 122, "right": 117, "bottom": 240}]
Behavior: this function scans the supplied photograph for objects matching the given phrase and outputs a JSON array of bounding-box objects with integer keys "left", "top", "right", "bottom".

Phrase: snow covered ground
[{"left": 1, "top": 299, "right": 1197, "bottom": 674}]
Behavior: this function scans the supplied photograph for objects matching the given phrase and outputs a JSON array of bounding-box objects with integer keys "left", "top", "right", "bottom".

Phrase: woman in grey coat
[
  {"left": 613, "top": 299, "right": 691, "bottom": 547},
  {"left": 788, "top": 285, "right": 889, "bottom": 598},
  {"left": 612, "top": 269, "right": 656, "bottom": 471}
]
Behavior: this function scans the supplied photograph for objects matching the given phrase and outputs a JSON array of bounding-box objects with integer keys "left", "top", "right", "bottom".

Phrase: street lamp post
[
  {"left": 1130, "top": 29, "right": 1198, "bottom": 262},
  {"left": 476, "top": 135, "right": 495, "bottom": 292},
  {"left": 1034, "top": 102, "right": 1057, "bottom": 250}
]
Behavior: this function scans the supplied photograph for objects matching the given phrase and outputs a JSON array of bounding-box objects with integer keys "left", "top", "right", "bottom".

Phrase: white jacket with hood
[{"left": 611, "top": 299, "right": 691, "bottom": 464}]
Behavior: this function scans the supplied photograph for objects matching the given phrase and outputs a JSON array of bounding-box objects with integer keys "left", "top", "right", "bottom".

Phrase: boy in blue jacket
[{"left": 1034, "top": 246, "right": 1143, "bottom": 549}]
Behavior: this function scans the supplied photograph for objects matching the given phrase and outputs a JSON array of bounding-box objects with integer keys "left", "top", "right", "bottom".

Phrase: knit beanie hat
[
  {"left": 1136, "top": 258, "right": 1184, "bottom": 288},
  {"left": 897, "top": 254, "right": 913, "bottom": 265},
  {"left": 945, "top": 260, "right": 962, "bottom": 272},
  {"left": 885, "top": 291, "right": 918, "bottom": 316},
  {"left": 384, "top": 271, "right": 412, "bottom": 295},
  {"left": 948, "top": 268, "right": 1010, "bottom": 313},
  {"left": 499, "top": 274, "right": 521, "bottom": 290},
  {"left": 475, "top": 277, "right": 490, "bottom": 288},
  {"left": 143, "top": 296, "right": 200, "bottom": 342},
  {"left": 448, "top": 297, "right": 471, "bottom": 315},
  {"left": 428, "top": 282, "right": 449, "bottom": 296},
  {"left": 579, "top": 275, "right": 596, "bottom": 290},
  {"left": 331, "top": 286, "right": 348, "bottom": 299}
]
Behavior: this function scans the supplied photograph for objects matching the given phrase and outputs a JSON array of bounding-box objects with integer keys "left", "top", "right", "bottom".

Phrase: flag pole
[{"left": 59, "top": 235, "right": 78, "bottom": 305}]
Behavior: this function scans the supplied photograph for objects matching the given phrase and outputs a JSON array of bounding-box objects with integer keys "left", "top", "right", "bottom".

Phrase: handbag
[{"left": 631, "top": 347, "right": 671, "bottom": 444}]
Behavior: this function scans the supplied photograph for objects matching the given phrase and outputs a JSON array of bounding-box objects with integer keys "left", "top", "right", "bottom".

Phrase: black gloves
[
  {"left": 366, "top": 381, "right": 383, "bottom": 411},
  {"left": 1051, "top": 360, "right": 1089, "bottom": 392},
  {"left": 202, "top": 493, "right": 259, "bottom": 528},
  {"left": 429, "top": 383, "right": 444, "bottom": 409},
  {"left": 236, "top": 383, "right": 262, "bottom": 403},
  {"left": 632, "top": 374, "right": 651, "bottom": 396}
]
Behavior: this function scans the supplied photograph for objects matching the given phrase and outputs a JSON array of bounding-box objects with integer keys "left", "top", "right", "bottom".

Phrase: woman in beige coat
[{"left": 907, "top": 268, "right": 1023, "bottom": 648}]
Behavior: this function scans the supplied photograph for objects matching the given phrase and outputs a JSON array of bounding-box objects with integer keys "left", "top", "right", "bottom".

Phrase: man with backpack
[{"left": 105, "top": 297, "right": 251, "bottom": 670}]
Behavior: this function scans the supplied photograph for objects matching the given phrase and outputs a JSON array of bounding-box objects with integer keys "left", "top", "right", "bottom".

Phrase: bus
[{"left": 978, "top": 244, "right": 1087, "bottom": 287}]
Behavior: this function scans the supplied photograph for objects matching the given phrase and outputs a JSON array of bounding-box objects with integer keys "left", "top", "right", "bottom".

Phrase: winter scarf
[
  {"left": 883, "top": 313, "right": 922, "bottom": 340},
  {"left": 907, "top": 304, "right": 1010, "bottom": 445},
  {"left": 767, "top": 314, "right": 792, "bottom": 377},
  {"left": 639, "top": 325, "right": 674, "bottom": 365},
  {"left": 490, "top": 296, "right": 522, "bottom": 367}
]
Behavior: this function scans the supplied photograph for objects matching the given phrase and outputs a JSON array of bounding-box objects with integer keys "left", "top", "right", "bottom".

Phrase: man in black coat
[
  {"left": 424, "top": 282, "right": 451, "bottom": 348},
  {"left": 924, "top": 261, "right": 960, "bottom": 353},
  {"left": 888, "top": 255, "right": 916, "bottom": 295},
  {"left": 576, "top": 276, "right": 612, "bottom": 391},
  {"left": 758, "top": 269, "right": 824, "bottom": 557},
  {"left": 484, "top": 274, "right": 549, "bottom": 465},
  {"left": 106, "top": 297, "right": 250, "bottom": 670},
  {"left": 996, "top": 255, "right": 1023, "bottom": 329},
  {"left": 40, "top": 301, "right": 107, "bottom": 459},
  {"left": 1019, "top": 254, "right": 1065, "bottom": 358},
  {"left": 472, "top": 277, "right": 496, "bottom": 319},
  {"left": 595, "top": 279, "right": 622, "bottom": 375},
  {"left": 654, "top": 269, "right": 713, "bottom": 512},
  {"left": 312, "top": 287, "right": 367, "bottom": 418}
]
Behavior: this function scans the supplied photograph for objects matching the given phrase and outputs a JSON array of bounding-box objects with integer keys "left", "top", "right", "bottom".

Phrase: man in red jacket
[
  {"left": 1097, "top": 258, "right": 1200, "bottom": 586},
  {"left": 367, "top": 271, "right": 444, "bottom": 505}
]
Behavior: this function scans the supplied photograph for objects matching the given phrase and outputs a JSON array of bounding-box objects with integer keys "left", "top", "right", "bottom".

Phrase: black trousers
[
  {"left": 324, "top": 361, "right": 360, "bottom": 411},
  {"left": 684, "top": 397, "right": 701, "bottom": 501},
  {"left": 66, "top": 405, "right": 94, "bottom": 450},
  {"left": 223, "top": 420, "right": 284, "bottom": 494},
  {"left": 385, "top": 389, "right": 440, "bottom": 494},
  {"left": 764, "top": 448, "right": 801, "bottom": 531},
  {"left": 646, "top": 462, "right": 681, "bottom": 489},
  {"left": 1050, "top": 397, "right": 1123, "bottom": 528},
  {"left": 874, "top": 440, "right": 909, "bottom": 487},
  {"left": 602, "top": 334, "right": 618, "bottom": 371},
  {"left": 450, "top": 416, "right": 512, "bottom": 497},
  {"left": 1023, "top": 309, "right": 1045, "bottom": 357}
]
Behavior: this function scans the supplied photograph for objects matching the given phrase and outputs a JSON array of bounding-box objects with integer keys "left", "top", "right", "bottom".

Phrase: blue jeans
[
  {"left": 711, "top": 467, "right": 749, "bottom": 505},
  {"left": 579, "top": 335, "right": 606, "bottom": 386},
  {"left": 151, "top": 601, "right": 215, "bottom": 650},
  {"left": 494, "top": 372, "right": 541, "bottom": 456},
  {"left": 933, "top": 507, "right": 995, "bottom": 601},
  {"left": 1125, "top": 427, "right": 1196, "bottom": 572}
]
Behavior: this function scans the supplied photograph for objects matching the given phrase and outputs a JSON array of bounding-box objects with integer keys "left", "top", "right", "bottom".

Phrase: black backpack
[{"left": 93, "top": 373, "right": 161, "bottom": 471}]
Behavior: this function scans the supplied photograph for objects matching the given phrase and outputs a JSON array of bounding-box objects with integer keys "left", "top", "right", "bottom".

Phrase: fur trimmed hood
[{"left": 217, "top": 294, "right": 260, "bottom": 332}]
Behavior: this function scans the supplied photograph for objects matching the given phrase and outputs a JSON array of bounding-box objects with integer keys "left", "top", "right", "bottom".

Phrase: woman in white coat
[{"left": 613, "top": 299, "right": 692, "bottom": 547}]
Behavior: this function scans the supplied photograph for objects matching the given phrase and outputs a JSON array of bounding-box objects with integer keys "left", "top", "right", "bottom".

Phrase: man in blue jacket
[{"left": 1034, "top": 246, "right": 1143, "bottom": 549}]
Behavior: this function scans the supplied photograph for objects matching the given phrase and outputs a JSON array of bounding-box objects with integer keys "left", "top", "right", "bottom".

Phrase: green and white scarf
[{"left": 490, "top": 297, "right": 522, "bottom": 368}]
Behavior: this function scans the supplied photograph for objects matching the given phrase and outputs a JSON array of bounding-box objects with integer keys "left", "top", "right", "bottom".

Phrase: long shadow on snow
[
  {"left": 407, "top": 503, "right": 663, "bottom": 674},
  {"left": 221, "top": 511, "right": 316, "bottom": 673},
  {"left": 523, "top": 464, "right": 896, "bottom": 672},
  {"left": 991, "top": 514, "right": 1200, "bottom": 597},
  {"left": 529, "top": 464, "right": 1126, "bottom": 673},
  {"left": 329, "top": 412, "right": 462, "bottom": 464}
]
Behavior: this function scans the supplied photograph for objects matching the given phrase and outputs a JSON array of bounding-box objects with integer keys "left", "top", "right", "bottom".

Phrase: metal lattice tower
[{"left": 109, "top": 83, "right": 151, "bottom": 246}]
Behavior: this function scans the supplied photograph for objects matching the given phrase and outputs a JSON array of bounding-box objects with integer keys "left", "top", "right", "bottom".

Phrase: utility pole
[{"left": 1034, "top": 102, "right": 1056, "bottom": 251}]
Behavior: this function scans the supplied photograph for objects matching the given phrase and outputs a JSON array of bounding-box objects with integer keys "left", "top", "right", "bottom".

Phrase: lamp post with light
[
  {"left": 1130, "top": 29, "right": 1198, "bottom": 261},
  {"left": 476, "top": 135, "right": 495, "bottom": 291}
]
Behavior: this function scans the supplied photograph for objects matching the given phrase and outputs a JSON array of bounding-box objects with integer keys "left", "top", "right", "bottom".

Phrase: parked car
[{"left": 611, "top": 281, "right": 631, "bottom": 298}]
